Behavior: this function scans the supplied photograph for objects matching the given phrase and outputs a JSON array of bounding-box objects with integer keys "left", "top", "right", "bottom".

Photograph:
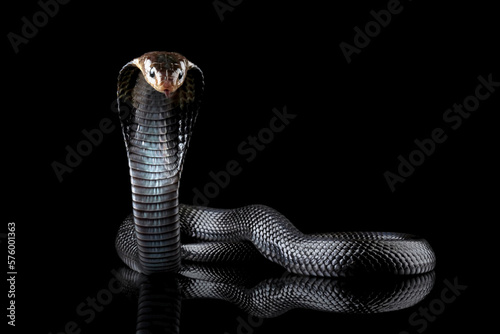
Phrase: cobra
[{"left": 115, "top": 51, "right": 436, "bottom": 277}]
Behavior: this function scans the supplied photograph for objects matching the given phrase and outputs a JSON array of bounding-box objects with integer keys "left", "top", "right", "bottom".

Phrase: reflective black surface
[
  {"left": 115, "top": 266, "right": 435, "bottom": 333},
  {"left": 4, "top": 0, "right": 498, "bottom": 333}
]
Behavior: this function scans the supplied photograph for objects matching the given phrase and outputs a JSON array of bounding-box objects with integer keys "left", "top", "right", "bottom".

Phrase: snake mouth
[{"left": 161, "top": 82, "right": 178, "bottom": 98}]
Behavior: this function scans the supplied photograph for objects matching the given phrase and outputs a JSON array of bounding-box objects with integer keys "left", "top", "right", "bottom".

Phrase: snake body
[{"left": 115, "top": 51, "right": 436, "bottom": 277}]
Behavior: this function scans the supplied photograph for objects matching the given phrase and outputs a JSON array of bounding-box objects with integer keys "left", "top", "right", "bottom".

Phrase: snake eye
[
  {"left": 178, "top": 71, "right": 183, "bottom": 81},
  {"left": 149, "top": 68, "right": 155, "bottom": 78}
]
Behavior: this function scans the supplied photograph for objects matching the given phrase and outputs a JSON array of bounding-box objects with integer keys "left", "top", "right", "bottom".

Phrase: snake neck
[{"left": 124, "top": 75, "right": 188, "bottom": 274}]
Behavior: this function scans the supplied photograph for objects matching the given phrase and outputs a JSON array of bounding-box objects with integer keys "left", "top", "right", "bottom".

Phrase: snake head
[{"left": 133, "top": 51, "right": 193, "bottom": 98}]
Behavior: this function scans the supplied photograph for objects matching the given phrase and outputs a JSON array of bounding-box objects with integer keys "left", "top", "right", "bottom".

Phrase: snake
[{"left": 114, "top": 51, "right": 436, "bottom": 277}]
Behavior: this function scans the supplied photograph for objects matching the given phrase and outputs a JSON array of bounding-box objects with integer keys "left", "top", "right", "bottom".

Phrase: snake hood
[{"left": 116, "top": 51, "right": 204, "bottom": 274}]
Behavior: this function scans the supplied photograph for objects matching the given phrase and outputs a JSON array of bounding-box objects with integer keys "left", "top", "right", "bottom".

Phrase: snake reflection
[{"left": 116, "top": 264, "right": 435, "bottom": 333}]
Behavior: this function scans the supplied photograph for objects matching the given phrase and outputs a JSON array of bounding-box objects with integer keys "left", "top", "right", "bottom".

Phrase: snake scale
[{"left": 115, "top": 51, "right": 436, "bottom": 277}]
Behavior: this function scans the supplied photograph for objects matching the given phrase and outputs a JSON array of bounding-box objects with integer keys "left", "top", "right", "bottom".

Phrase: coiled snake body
[{"left": 115, "top": 51, "right": 436, "bottom": 277}]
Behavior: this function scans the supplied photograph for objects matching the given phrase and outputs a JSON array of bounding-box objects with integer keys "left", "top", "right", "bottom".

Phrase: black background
[{"left": 3, "top": 0, "right": 499, "bottom": 333}]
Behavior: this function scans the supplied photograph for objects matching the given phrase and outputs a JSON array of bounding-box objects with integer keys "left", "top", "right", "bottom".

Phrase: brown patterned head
[{"left": 133, "top": 51, "right": 194, "bottom": 97}]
